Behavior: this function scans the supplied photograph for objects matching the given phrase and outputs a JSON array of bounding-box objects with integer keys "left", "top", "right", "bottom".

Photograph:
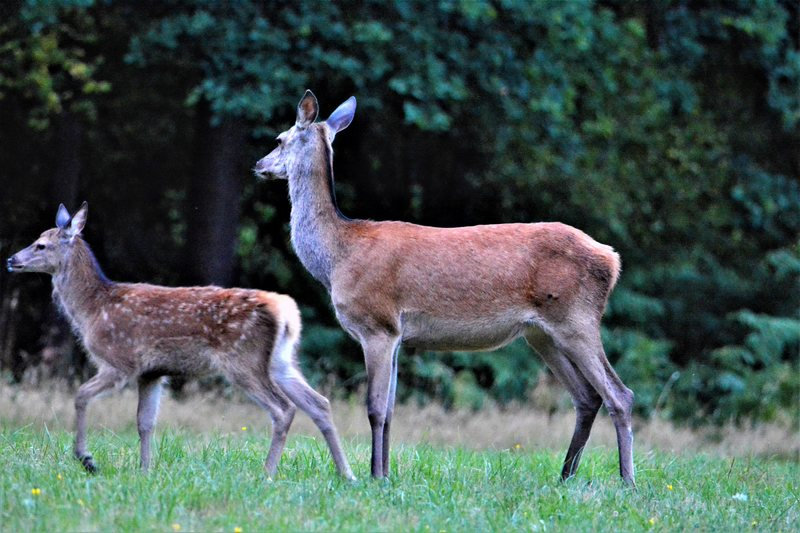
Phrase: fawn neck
[
  {"left": 52, "top": 238, "right": 111, "bottom": 332},
  {"left": 287, "top": 129, "right": 351, "bottom": 290}
]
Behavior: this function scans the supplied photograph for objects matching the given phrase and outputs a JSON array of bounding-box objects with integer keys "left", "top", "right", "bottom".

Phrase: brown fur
[
  {"left": 7, "top": 206, "right": 354, "bottom": 479},
  {"left": 334, "top": 220, "right": 620, "bottom": 335},
  {"left": 255, "top": 91, "right": 634, "bottom": 485}
]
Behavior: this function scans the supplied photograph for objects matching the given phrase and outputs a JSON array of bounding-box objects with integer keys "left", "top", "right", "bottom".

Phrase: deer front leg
[
  {"left": 137, "top": 376, "right": 163, "bottom": 471},
  {"left": 74, "top": 367, "right": 126, "bottom": 472},
  {"left": 363, "top": 334, "right": 400, "bottom": 478}
]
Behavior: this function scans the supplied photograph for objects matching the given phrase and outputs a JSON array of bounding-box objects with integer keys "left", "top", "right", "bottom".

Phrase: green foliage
[
  {"left": 0, "top": 0, "right": 110, "bottom": 129},
  {"left": 404, "top": 340, "right": 543, "bottom": 409},
  {"left": 0, "top": 0, "right": 797, "bottom": 425},
  {"left": 297, "top": 309, "right": 363, "bottom": 392},
  {"left": 603, "top": 328, "right": 677, "bottom": 418},
  {"left": 705, "top": 311, "right": 799, "bottom": 424}
]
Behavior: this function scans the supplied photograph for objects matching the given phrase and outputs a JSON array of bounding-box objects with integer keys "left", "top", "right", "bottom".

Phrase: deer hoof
[{"left": 77, "top": 454, "right": 97, "bottom": 473}]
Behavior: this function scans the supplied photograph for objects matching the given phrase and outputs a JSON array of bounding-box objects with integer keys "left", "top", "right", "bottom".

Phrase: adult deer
[
  {"left": 254, "top": 91, "right": 635, "bottom": 486},
  {"left": 7, "top": 202, "right": 354, "bottom": 479}
]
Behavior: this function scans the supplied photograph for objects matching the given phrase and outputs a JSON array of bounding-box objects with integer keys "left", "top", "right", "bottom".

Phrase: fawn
[{"left": 7, "top": 202, "right": 354, "bottom": 479}]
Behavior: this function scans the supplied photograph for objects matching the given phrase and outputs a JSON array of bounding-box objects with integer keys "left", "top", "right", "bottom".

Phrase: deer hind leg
[
  {"left": 234, "top": 373, "right": 296, "bottom": 477},
  {"left": 556, "top": 327, "right": 636, "bottom": 486},
  {"left": 272, "top": 358, "right": 355, "bottom": 480},
  {"left": 74, "top": 366, "right": 128, "bottom": 472},
  {"left": 382, "top": 343, "right": 401, "bottom": 477},
  {"left": 361, "top": 333, "right": 401, "bottom": 478},
  {"left": 137, "top": 376, "right": 164, "bottom": 472},
  {"left": 525, "top": 329, "right": 602, "bottom": 481}
]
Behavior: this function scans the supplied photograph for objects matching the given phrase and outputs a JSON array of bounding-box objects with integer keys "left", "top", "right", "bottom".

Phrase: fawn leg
[
  {"left": 137, "top": 376, "right": 163, "bottom": 471},
  {"left": 235, "top": 374, "right": 296, "bottom": 477},
  {"left": 275, "top": 370, "right": 356, "bottom": 480},
  {"left": 268, "top": 331, "right": 355, "bottom": 480},
  {"left": 74, "top": 367, "right": 126, "bottom": 472}
]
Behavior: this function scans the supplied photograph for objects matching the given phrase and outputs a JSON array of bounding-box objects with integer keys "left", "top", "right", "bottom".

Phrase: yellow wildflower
[
  {"left": 514, "top": 443, "right": 522, "bottom": 450},
  {"left": 667, "top": 484, "right": 673, "bottom": 491},
  {"left": 648, "top": 518, "right": 656, "bottom": 526},
  {"left": 234, "top": 528, "right": 243, "bottom": 533},
  {"left": 30, "top": 488, "right": 41, "bottom": 496},
  {"left": 172, "top": 524, "right": 181, "bottom": 532},
  {"left": 241, "top": 426, "right": 247, "bottom": 431},
  {"left": 77, "top": 499, "right": 85, "bottom": 507},
  {"left": 57, "top": 474, "right": 63, "bottom": 481}
]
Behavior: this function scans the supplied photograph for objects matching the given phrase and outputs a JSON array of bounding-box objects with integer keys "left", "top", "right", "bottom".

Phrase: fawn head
[
  {"left": 254, "top": 90, "right": 356, "bottom": 181},
  {"left": 7, "top": 202, "right": 88, "bottom": 274}
]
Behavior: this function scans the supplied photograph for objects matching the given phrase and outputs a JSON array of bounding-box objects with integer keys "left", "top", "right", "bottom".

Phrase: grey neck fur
[
  {"left": 52, "top": 239, "right": 110, "bottom": 334},
  {"left": 287, "top": 130, "right": 350, "bottom": 291}
]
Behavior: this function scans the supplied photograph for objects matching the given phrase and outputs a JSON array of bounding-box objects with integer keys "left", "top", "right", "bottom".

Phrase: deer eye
[
  {"left": 276, "top": 137, "right": 283, "bottom": 146},
  {"left": 36, "top": 244, "right": 46, "bottom": 251}
]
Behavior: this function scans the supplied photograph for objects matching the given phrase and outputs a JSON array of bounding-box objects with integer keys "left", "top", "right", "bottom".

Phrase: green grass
[{"left": 0, "top": 426, "right": 797, "bottom": 532}]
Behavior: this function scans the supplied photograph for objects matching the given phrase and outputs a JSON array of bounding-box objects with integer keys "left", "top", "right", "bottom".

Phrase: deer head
[
  {"left": 254, "top": 90, "right": 356, "bottom": 181},
  {"left": 7, "top": 202, "right": 88, "bottom": 274}
]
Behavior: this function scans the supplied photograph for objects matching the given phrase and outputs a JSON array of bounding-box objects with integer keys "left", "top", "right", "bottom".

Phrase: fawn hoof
[{"left": 76, "top": 454, "right": 97, "bottom": 473}]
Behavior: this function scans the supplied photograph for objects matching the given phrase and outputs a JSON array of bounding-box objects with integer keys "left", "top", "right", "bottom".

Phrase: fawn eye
[{"left": 36, "top": 244, "right": 46, "bottom": 251}]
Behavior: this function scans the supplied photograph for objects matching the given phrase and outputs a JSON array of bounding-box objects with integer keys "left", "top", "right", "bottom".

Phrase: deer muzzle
[{"left": 253, "top": 158, "right": 270, "bottom": 180}]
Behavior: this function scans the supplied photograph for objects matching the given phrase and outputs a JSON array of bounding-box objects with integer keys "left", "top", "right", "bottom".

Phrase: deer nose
[{"left": 6, "top": 257, "right": 14, "bottom": 272}]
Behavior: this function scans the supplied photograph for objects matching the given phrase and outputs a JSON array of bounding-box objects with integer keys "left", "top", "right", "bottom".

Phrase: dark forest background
[{"left": 0, "top": 0, "right": 797, "bottom": 426}]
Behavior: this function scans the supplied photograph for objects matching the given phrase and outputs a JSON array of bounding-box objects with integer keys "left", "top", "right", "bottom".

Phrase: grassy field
[
  {"left": 0, "top": 428, "right": 797, "bottom": 532},
  {"left": 0, "top": 386, "right": 797, "bottom": 531}
]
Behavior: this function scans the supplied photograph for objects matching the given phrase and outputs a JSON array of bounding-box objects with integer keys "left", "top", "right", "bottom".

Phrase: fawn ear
[
  {"left": 326, "top": 96, "right": 356, "bottom": 140},
  {"left": 66, "top": 201, "right": 88, "bottom": 240},
  {"left": 296, "top": 90, "right": 319, "bottom": 129},
  {"left": 56, "top": 204, "right": 71, "bottom": 229}
]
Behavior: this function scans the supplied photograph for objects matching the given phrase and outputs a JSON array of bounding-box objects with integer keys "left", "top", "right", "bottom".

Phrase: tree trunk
[
  {"left": 41, "top": 111, "right": 83, "bottom": 382},
  {"left": 174, "top": 105, "right": 246, "bottom": 395},
  {"left": 184, "top": 104, "right": 247, "bottom": 286},
  {"left": 51, "top": 111, "right": 82, "bottom": 208}
]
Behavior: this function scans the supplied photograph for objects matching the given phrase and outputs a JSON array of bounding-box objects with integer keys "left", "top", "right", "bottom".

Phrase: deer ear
[
  {"left": 67, "top": 201, "right": 88, "bottom": 240},
  {"left": 56, "top": 204, "right": 71, "bottom": 229},
  {"left": 296, "top": 90, "right": 319, "bottom": 128},
  {"left": 326, "top": 96, "right": 356, "bottom": 140}
]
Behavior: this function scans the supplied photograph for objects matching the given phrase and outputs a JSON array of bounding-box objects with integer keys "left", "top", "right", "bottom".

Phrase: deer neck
[
  {"left": 287, "top": 133, "right": 350, "bottom": 291},
  {"left": 52, "top": 238, "right": 111, "bottom": 332}
]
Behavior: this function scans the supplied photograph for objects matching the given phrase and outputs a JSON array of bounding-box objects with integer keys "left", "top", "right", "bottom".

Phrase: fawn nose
[{"left": 6, "top": 257, "right": 13, "bottom": 272}]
